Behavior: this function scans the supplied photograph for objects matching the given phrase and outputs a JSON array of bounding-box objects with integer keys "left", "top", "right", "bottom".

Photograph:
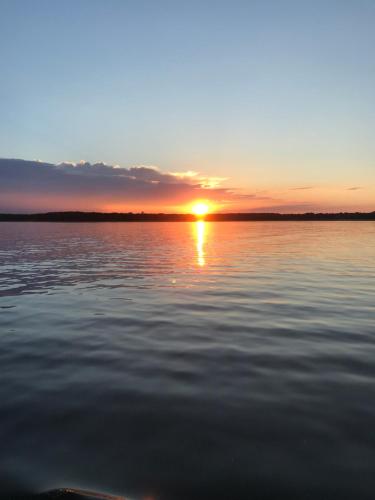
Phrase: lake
[{"left": 0, "top": 221, "right": 374, "bottom": 500}]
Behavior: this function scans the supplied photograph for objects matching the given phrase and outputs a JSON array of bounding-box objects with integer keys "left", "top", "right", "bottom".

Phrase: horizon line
[{"left": 1, "top": 210, "right": 375, "bottom": 222}]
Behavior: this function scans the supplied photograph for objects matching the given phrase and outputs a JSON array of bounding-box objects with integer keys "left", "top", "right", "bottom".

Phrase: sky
[{"left": 0, "top": 0, "right": 374, "bottom": 213}]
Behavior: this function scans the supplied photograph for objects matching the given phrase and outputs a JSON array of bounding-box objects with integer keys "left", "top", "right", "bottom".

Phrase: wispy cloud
[
  {"left": 289, "top": 186, "right": 314, "bottom": 191},
  {"left": 169, "top": 170, "right": 228, "bottom": 189},
  {"left": 346, "top": 186, "right": 363, "bottom": 191},
  {"left": 248, "top": 202, "right": 316, "bottom": 213}
]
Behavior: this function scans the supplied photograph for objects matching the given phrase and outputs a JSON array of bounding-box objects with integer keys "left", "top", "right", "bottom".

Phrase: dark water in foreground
[{"left": 0, "top": 221, "right": 375, "bottom": 500}]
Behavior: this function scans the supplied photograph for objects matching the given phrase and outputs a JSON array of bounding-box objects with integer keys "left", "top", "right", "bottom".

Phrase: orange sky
[{"left": 0, "top": 159, "right": 373, "bottom": 214}]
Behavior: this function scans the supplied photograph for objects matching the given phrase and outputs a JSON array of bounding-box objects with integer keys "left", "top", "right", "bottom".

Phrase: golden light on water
[
  {"left": 195, "top": 220, "right": 206, "bottom": 267},
  {"left": 191, "top": 202, "right": 210, "bottom": 266}
]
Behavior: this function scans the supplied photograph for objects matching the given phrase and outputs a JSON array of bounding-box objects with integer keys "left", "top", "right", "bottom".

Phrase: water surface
[{"left": 1, "top": 221, "right": 375, "bottom": 500}]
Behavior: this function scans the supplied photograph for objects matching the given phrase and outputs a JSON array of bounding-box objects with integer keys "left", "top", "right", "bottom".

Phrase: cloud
[
  {"left": 169, "top": 170, "right": 228, "bottom": 188},
  {"left": 168, "top": 170, "right": 199, "bottom": 180},
  {"left": 0, "top": 158, "right": 232, "bottom": 212},
  {"left": 4, "top": 158, "right": 361, "bottom": 214},
  {"left": 233, "top": 193, "right": 272, "bottom": 201},
  {"left": 346, "top": 186, "right": 363, "bottom": 191},
  {"left": 247, "top": 202, "right": 317, "bottom": 213}
]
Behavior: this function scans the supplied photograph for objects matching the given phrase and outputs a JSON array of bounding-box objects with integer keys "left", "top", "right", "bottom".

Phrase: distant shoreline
[{"left": 1, "top": 211, "right": 375, "bottom": 222}]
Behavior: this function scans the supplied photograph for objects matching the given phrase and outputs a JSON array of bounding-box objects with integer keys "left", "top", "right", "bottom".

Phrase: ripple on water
[{"left": 0, "top": 221, "right": 375, "bottom": 500}]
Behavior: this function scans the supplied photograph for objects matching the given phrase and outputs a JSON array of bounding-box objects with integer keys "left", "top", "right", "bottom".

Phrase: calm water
[{"left": 1, "top": 221, "right": 375, "bottom": 500}]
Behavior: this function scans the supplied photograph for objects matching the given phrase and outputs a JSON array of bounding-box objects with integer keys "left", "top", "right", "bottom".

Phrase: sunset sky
[{"left": 0, "top": 0, "right": 374, "bottom": 213}]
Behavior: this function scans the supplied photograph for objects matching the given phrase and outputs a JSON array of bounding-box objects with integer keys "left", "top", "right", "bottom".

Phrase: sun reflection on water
[{"left": 195, "top": 220, "right": 206, "bottom": 267}]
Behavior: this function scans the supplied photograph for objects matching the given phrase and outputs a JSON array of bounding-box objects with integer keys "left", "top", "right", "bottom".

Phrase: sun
[{"left": 192, "top": 201, "right": 210, "bottom": 217}]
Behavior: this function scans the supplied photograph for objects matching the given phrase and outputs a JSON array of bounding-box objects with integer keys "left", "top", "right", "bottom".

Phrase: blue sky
[{"left": 0, "top": 0, "right": 374, "bottom": 212}]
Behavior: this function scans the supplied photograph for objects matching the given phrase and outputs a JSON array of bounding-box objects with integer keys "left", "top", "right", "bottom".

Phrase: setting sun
[{"left": 192, "top": 202, "right": 210, "bottom": 217}]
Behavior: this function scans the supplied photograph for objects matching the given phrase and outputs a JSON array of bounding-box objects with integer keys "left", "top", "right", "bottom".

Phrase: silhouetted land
[{"left": 0, "top": 211, "right": 375, "bottom": 222}]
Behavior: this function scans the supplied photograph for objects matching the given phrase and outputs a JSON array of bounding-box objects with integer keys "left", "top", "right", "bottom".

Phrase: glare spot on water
[{"left": 195, "top": 220, "right": 206, "bottom": 267}]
